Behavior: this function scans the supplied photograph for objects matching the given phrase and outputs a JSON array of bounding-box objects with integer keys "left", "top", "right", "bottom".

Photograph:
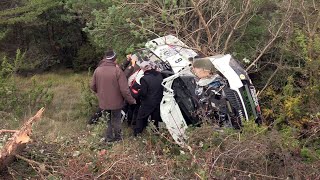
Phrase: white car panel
[
  {"left": 161, "top": 70, "right": 189, "bottom": 147},
  {"left": 146, "top": 35, "right": 197, "bottom": 73}
]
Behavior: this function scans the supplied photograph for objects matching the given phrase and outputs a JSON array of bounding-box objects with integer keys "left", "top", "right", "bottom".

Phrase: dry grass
[
  {"left": 12, "top": 70, "right": 91, "bottom": 140},
  {"left": 1, "top": 70, "right": 319, "bottom": 179}
]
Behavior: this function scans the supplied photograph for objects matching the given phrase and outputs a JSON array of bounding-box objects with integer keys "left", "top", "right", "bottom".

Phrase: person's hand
[
  {"left": 126, "top": 54, "right": 132, "bottom": 61},
  {"left": 131, "top": 58, "right": 136, "bottom": 67},
  {"left": 131, "top": 54, "right": 138, "bottom": 66}
]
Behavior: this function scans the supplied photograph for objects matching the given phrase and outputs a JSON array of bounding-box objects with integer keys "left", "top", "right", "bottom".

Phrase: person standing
[
  {"left": 90, "top": 50, "right": 136, "bottom": 142},
  {"left": 119, "top": 54, "right": 141, "bottom": 126},
  {"left": 134, "top": 61, "right": 163, "bottom": 136}
]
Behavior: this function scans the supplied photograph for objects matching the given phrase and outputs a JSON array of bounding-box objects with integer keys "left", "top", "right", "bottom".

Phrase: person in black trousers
[
  {"left": 119, "top": 54, "right": 141, "bottom": 126},
  {"left": 134, "top": 61, "right": 163, "bottom": 136}
]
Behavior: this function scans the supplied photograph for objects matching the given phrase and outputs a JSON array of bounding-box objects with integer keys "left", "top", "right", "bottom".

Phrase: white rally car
[{"left": 131, "top": 35, "right": 262, "bottom": 146}]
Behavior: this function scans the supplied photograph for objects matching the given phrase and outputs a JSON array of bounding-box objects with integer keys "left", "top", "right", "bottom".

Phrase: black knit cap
[{"left": 104, "top": 50, "right": 117, "bottom": 61}]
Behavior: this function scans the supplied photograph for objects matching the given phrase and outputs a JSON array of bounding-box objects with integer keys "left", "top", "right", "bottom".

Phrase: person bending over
[{"left": 134, "top": 60, "right": 163, "bottom": 136}]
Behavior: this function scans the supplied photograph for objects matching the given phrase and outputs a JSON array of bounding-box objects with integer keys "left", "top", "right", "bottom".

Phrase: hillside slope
[{"left": 0, "top": 71, "right": 319, "bottom": 179}]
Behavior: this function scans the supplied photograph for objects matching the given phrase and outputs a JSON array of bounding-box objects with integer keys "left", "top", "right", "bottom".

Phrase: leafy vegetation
[
  {"left": 0, "top": 50, "right": 53, "bottom": 119},
  {"left": 0, "top": 0, "right": 319, "bottom": 179}
]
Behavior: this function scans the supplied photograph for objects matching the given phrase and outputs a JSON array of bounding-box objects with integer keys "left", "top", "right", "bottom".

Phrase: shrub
[
  {"left": 76, "top": 71, "right": 98, "bottom": 118},
  {"left": 73, "top": 43, "right": 104, "bottom": 71},
  {"left": 0, "top": 50, "right": 53, "bottom": 118}
]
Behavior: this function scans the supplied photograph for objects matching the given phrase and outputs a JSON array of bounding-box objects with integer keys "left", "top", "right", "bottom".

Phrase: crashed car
[{"left": 130, "top": 35, "right": 262, "bottom": 146}]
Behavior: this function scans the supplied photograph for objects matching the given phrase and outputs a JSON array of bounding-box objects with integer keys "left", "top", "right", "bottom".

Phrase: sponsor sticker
[
  {"left": 240, "top": 74, "right": 246, "bottom": 80},
  {"left": 250, "top": 87, "right": 259, "bottom": 106}
]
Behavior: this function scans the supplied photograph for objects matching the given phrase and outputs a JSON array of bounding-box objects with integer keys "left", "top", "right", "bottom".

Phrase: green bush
[
  {"left": 73, "top": 43, "right": 103, "bottom": 71},
  {"left": 76, "top": 71, "right": 98, "bottom": 118},
  {"left": 0, "top": 50, "right": 53, "bottom": 118}
]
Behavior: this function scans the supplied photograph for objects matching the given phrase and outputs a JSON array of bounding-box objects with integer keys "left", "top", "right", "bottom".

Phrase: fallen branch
[
  {"left": 15, "top": 154, "right": 47, "bottom": 172},
  {"left": 213, "top": 165, "right": 286, "bottom": 179},
  {"left": 94, "top": 157, "right": 129, "bottom": 179},
  {"left": 0, "top": 130, "right": 19, "bottom": 134},
  {"left": 0, "top": 108, "right": 45, "bottom": 171}
]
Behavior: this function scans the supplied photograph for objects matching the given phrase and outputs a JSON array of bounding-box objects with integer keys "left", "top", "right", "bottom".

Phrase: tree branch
[
  {"left": 223, "top": 0, "right": 251, "bottom": 53},
  {"left": 246, "top": 0, "right": 292, "bottom": 71},
  {"left": 190, "top": 0, "right": 213, "bottom": 47}
]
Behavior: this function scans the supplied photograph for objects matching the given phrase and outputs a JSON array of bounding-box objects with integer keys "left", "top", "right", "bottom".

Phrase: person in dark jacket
[
  {"left": 90, "top": 50, "right": 136, "bottom": 142},
  {"left": 134, "top": 60, "right": 163, "bottom": 136}
]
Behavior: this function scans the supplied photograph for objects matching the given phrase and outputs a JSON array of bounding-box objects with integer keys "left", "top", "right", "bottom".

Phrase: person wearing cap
[
  {"left": 90, "top": 50, "right": 136, "bottom": 142},
  {"left": 134, "top": 60, "right": 163, "bottom": 136}
]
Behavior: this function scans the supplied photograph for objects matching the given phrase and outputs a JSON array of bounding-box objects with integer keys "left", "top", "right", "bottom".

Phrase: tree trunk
[{"left": 0, "top": 108, "right": 45, "bottom": 171}]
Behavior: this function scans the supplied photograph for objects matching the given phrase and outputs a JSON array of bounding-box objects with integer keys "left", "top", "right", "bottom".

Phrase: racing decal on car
[
  {"left": 175, "top": 58, "right": 183, "bottom": 63},
  {"left": 238, "top": 109, "right": 245, "bottom": 122},
  {"left": 159, "top": 48, "right": 177, "bottom": 58},
  {"left": 250, "top": 86, "right": 259, "bottom": 106}
]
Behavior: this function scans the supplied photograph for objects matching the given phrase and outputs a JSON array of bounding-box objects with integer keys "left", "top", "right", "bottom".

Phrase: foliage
[
  {"left": 0, "top": 50, "right": 53, "bottom": 118},
  {"left": 0, "top": 0, "right": 86, "bottom": 72},
  {"left": 0, "top": 0, "right": 320, "bottom": 178},
  {"left": 76, "top": 71, "right": 98, "bottom": 118},
  {"left": 0, "top": 29, "right": 8, "bottom": 41},
  {"left": 82, "top": 1, "right": 146, "bottom": 55},
  {"left": 231, "top": 14, "right": 269, "bottom": 61},
  {"left": 0, "top": 0, "right": 62, "bottom": 25},
  {"left": 4, "top": 121, "right": 319, "bottom": 179},
  {"left": 73, "top": 43, "right": 103, "bottom": 71},
  {"left": 259, "top": 1, "right": 320, "bottom": 129}
]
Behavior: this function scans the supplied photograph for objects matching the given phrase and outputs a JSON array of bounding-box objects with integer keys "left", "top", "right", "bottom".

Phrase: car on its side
[{"left": 130, "top": 35, "right": 262, "bottom": 146}]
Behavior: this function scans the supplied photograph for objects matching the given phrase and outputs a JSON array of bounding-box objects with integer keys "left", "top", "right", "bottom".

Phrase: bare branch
[
  {"left": 190, "top": 0, "right": 213, "bottom": 47},
  {"left": 246, "top": 0, "right": 293, "bottom": 71},
  {"left": 213, "top": 165, "right": 286, "bottom": 180},
  {"left": 223, "top": 0, "right": 251, "bottom": 53},
  {"left": 257, "top": 66, "right": 279, "bottom": 97},
  {"left": 94, "top": 157, "right": 130, "bottom": 179}
]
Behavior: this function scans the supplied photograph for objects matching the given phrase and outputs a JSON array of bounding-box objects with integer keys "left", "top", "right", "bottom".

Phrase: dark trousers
[
  {"left": 127, "top": 103, "right": 140, "bottom": 126},
  {"left": 134, "top": 105, "right": 161, "bottom": 135},
  {"left": 88, "top": 108, "right": 122, "bottom": 140},
  {"left": 122, "top": 103, "right": 140, "bottom": 126},
  {"left": 105, "top": 109, "right": 122, "bottom": 140}
]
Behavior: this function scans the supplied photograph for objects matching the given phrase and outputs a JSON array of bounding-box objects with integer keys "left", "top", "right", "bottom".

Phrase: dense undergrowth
[
  {"left": 2, "top": 120, "right": 320, "bottom": 179},
  {"left": 0, "top": 69, "right": 319, "bottom": 179}
]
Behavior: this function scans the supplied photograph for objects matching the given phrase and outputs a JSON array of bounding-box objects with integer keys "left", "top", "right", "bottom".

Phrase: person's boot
[
  {"left": 105, "top": 138, "right": 115, "bottom": 143},
  {"left": 88, "top": 109, "right": 103, "bottom": 124}
]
